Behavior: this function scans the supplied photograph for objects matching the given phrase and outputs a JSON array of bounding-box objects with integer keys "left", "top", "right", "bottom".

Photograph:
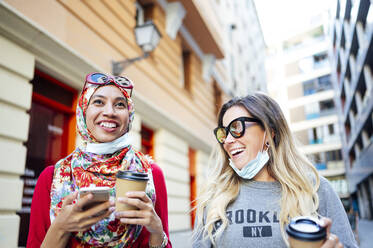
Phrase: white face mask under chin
[
  {"left": 228, "top": 132, "right": 270, "bottom": 180},
  {"left": 85, "top": 133, "right": 132, "bottom": 154}
]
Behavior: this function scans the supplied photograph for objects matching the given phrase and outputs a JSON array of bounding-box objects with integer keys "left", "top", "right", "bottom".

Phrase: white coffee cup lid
[{"left": 286, "top": 216, "right": 326, "bottom": 241}]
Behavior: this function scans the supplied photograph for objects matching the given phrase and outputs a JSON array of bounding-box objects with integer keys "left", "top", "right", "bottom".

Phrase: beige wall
[
  {"left": 287, "top": 83, "right": 303, "bottom": 101},
  {"left": 4, "top": 0, "right": 218, "bottom": 147},
  {"left": 154, "top": 130, "right": 191, "bottom": 231},
  {"left": 288, "top": 83, "right": 305, "bottom": 123},
  {"left": 196, "top": 150, "right": 210, "bottom": 195},
  {"left": 285, "top": 61, "right": 300, "bottom": 77},
  {"left": 289, "top": 106, "right": 305, "bottom": 123},
  {"left": 293, "top": 129, "right": 309, "bottom": 146},
  {"left": 0, "top": 35, "right": 34, "bottom": 248}
]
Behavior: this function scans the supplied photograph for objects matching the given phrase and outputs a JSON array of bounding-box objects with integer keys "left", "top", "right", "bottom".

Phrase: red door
[
  {"left": 189, "top": 148, "right": 197, "bottom": 228},
  {"left": 17, "top": 70, "right": 77, "bottom": 246}
]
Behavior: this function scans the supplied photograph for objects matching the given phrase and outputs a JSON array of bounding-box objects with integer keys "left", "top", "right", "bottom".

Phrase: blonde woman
[{"left": 192, "top": 93, "right": 357, "bottom": 247}]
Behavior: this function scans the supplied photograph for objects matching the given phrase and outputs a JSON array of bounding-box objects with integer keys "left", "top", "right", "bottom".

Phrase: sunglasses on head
[
  {"left": 214, "top": 117, "right": 261, "bottom": 144},
  {"left": 84, "top": 72, "right": 134, "bottom": 97}
]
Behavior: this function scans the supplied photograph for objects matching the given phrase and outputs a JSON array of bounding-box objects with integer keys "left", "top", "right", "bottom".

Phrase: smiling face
[
  {"left": 222, "top": 105, "right": 266, "bottom": 170},
  {"left": 85, "top": 85, "right": 129, "bottom": 143}
]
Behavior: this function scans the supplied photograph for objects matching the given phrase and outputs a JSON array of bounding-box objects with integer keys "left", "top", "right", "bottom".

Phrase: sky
[{"left": 254, "top": 0, "right": 335, "bottom": 47}]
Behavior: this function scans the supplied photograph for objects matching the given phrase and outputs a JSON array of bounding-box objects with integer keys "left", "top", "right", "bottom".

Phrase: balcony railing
[
  {"left": 315, "top": 162, "right": 327, "bottom": 170},
  {"left": 327, "top": 160, "right": 344, "bottom": 170},
  {"left": 310, "top": 139, "right": 323, "bottom": 144},
  {"left": 315, "top": 160, "right": 345, "bottom": 173},
  {"left": 305, "top": 108, "right": 337, "bottom": 120},
  {"left": 306, "top": 112, "right": 321, "bottom": 119},
  {"left": 303, "top": 85, "right": 334, "bottom": 95}
]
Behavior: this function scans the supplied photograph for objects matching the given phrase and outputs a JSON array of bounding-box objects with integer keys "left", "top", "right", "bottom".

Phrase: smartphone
[{"left": 79, "top": 186, "right": 110, "bottom": 211}]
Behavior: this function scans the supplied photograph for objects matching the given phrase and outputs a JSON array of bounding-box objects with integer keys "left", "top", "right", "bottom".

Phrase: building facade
[
  {"left": 329, "top": 0, "right": 373, "bottom": 219},
  {"left": 0, "top": 0, "right": 266, "bottom": 247},
  {"left": 214, "top": 0, "right": 267, "bottom": 95},
  {"left": 266, "top": 15, "right": 348, "bottom": 200}
]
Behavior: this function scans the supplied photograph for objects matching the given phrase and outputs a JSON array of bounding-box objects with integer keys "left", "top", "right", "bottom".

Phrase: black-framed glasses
[{"left": 214, "top": 117, "right": 261, "bottom": 144}]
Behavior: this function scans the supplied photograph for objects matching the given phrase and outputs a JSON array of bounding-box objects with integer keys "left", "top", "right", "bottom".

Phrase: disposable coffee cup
[
  {"left": 286, "top": 216, "right": 326, "bottom": 248},
  {"left": 115, "top": 170, "right": 149, "bottom": 211}
]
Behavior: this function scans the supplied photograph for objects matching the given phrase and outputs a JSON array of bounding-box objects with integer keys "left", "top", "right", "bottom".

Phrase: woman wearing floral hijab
[{"left": 27, "top": 73, "right": 171, "bottom": 248}]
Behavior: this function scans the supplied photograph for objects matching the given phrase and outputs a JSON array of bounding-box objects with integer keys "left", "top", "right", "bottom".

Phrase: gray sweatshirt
[{"left": 192, "top": 176, "right": 358, "bottom": 248}]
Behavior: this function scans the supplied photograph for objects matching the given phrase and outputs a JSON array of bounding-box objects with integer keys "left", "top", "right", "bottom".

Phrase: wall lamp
[{"left": 112, "top": 20, "right": 162, "bottom": 76}]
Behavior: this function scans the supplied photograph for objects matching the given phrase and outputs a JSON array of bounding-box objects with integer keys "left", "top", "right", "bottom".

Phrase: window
[
  {"left": 318, "top": 75, "right": 332, "bottom": 90},
  {"left": 313, "top": 52, "right": 328, "bottom": 63},
  {"left": 303, "top": 79, "right": 317, "bottom": 95},
  {"left": 328, "top": 124, "right": 335, "bottom": 135},
  {"left": 141, "top": 124, "right": 154, "bottom": 157},
  {"left": 313, "top": 52, "right": 328, "bottom": 69},
  {"left": 313, "top": 128, "right": 318, "bottom": 140},
  {"left": 182, "top": 51, "right": 192, "bottom": 92},
  {"left": 320, "top": 99, "right": 335, "bottom": 111},
  {"left": 213, "top": 81, "right": 222, "bottom": 117},
  {"left": 309, "top": 127, "right": 322, "bottom": 144},
  {"left": 326, "top": 150, "right": 342, "bottom": 161},
  {"left": 303, "top": 75, "right": 333, "bottom": 96}
]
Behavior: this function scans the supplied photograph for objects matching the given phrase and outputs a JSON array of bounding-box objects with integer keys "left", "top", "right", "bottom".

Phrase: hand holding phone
[{"left": 78, "top": 184, "right": 110, "bottom": 211}]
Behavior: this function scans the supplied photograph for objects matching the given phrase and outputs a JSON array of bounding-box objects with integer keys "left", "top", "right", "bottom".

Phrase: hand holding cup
[
  {"left": 320, "top": 217, "right": 343, "bottom": 248},
  {"left": 286, "top": 216, "right": 343, "bottom": 248},
  {"left": 114, "top": 170, "right": 165, "bottom": 245},
  {"left": 115, "top": 170, "right": 149, "bottom": 211}
]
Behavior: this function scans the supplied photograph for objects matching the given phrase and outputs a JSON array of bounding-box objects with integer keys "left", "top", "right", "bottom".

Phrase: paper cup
[
  {"left": 115, "top": 170, "right": 149, "bottom": 211},
  {"left": 286, "top": 216, "right": 326, "bottom": 248}
]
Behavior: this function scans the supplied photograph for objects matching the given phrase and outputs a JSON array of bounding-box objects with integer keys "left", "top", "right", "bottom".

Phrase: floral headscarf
[
  {"left": 50, "top": 77, "right": 156, "bottom": 247},
  {"left": 76, "top": 84, "right": 135, "bottom": 142}
]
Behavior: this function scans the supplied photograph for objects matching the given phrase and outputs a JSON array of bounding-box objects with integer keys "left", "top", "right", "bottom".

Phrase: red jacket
[{"left": 27, "top": 164, "right": 172, "bottom": 248}]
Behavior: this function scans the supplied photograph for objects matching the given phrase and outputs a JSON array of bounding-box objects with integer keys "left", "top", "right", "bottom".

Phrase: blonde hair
[{"left": 193, "top": 93, "right": 320, "bottom": 246}]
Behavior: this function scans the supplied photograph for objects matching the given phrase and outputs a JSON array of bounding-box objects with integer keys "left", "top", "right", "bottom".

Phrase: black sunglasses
[{"left": 214, "top": 117, "right": 261, "bottom": 144}]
